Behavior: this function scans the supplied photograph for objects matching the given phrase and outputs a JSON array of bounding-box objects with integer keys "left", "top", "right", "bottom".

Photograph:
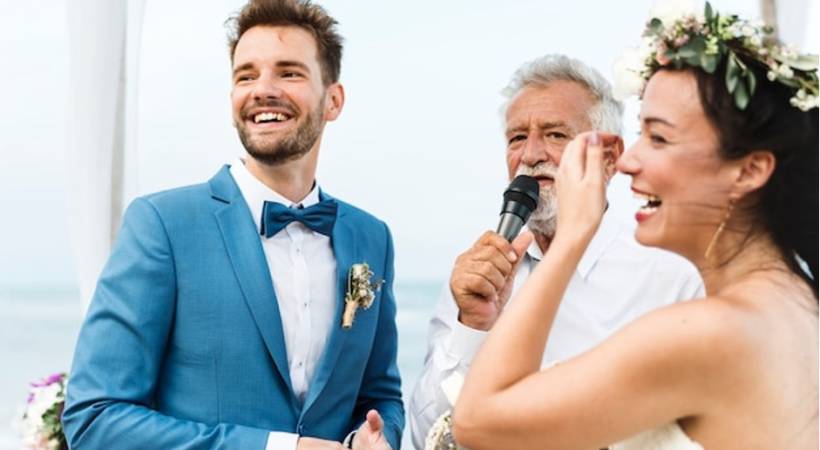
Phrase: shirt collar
[
  {"left": 229, "top": 158, "right": 320, "bottom": 232},
  {"left": 525, "top": 211, "right": 623, "bottom": 279}
]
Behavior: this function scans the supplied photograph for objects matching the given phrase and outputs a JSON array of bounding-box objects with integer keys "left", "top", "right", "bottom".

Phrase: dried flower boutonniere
[{"left": 342, "top": 263, "right": 384, "bottom": 329}]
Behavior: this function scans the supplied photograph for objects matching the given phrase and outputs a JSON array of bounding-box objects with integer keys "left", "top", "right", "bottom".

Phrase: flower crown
[{"left": 613, "top": 1, "right": 819, "bottom": 111}]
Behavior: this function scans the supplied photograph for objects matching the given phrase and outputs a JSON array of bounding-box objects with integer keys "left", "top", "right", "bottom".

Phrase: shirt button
[
  {"left": 303, "top": 302, "right": 308, "bottom": 308},
  {"left": 297, "top": 361, "right": 303, "bottom": 368}
]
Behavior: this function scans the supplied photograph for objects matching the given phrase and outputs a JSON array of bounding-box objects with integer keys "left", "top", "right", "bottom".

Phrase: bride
[{"left": 452, "top": 4, "right": 818, "bottom": 450}]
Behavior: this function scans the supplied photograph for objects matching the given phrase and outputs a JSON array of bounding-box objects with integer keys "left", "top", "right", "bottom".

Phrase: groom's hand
[
  {"left": 450, "top": 231, "right": 533, "bottom": 331},
  {"left": 297, "top": 437, "right": 344, "bottom": 449},
  {"left": 352, "top": 409, "right": 392, "bottom": 450}
]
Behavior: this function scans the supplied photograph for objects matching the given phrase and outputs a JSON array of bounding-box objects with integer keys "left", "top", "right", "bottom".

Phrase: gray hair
[{"left": 501, "top": 54, "right": 624, "bottom": 135}]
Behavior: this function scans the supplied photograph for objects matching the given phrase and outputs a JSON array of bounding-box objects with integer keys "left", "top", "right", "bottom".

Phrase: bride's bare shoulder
[{"left": 609, "top": 296, "right": 765, "bottom": 382}]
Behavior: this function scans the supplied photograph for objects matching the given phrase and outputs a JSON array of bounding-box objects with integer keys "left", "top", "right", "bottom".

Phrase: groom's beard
[
  {"left": 516, "top": 162, "right": 558, "bottom": 238},
  {"left": 236, "top": 96, "right": 325, "bottom": 166}
]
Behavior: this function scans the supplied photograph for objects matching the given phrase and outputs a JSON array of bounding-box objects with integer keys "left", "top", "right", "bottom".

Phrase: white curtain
[{"left": 67, "top": 0, "right": 145, "bottom": 312}]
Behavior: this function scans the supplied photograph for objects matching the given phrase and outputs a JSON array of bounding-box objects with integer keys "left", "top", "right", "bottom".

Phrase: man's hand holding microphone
[{"left": 449, "top": 176, "right": 538, "bottom": 331}]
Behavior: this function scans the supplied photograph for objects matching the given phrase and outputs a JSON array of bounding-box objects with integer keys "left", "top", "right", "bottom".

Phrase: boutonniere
[{"left": 342, "top": 263, "right": 384, "bottom": 329}]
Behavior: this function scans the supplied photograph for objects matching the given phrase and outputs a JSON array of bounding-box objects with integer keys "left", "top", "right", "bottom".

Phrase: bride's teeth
[{"left": 633, "top": 192, "right": 660, "bottom": 201}]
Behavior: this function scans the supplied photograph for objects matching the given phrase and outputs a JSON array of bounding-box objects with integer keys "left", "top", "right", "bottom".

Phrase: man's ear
[
  {"left": 324, "top": 82, "right": 345, "bottom": 121},
  {"left": 604, "top": 136, "right": 625, "bottom": 180},
  {"left": 732, "top": 150, "right": 776, "bottom": 196}
]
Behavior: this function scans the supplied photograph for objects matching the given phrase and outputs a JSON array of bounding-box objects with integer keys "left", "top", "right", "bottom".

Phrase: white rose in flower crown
[
  {"left": 649, "top": 0, "right": 699, "bottom": 26},
  {"left": 612, "top": 47, "right": 647, "bottom": 101}
]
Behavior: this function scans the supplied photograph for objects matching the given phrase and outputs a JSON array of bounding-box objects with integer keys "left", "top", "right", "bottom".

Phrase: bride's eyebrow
[{"left": 642, "top": 116, "right": 675, "bottom": 128}]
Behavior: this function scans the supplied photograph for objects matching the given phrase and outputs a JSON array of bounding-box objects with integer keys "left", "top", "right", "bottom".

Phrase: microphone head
[{"left": 503, "top": 175, "right": 540, "bottom": 214}]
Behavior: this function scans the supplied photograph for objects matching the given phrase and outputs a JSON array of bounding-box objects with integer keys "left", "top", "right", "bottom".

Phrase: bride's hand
[{"left": 555, "top": 132, "right": 619, "bottom": 242}]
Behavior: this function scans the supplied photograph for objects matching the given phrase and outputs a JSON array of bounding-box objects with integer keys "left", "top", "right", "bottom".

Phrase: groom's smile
[{"left": 230, "top": 25, "right": 334, "bottom": 165}]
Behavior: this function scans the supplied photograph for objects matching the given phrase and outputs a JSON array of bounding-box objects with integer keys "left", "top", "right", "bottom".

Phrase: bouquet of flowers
[
  {"left": 20, "top": 373, "right": 68, "bottom": 450},
  {"left": 425, "top": 373, "right": 466, "bottom": 450}
]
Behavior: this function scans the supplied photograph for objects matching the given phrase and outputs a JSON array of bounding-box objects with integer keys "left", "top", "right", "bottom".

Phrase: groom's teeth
[{"left": 253, "top": 112, "right": 288, "bottom": 123}]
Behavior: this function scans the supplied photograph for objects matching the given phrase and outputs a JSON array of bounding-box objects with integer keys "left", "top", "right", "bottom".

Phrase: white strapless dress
[{"left": 610, "top": 422, "right": 703, "bottom": 450}]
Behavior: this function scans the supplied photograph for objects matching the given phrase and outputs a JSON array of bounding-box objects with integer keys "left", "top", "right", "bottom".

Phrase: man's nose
[
  {"left": 521, "top": 136, "right": 552, "bottom": 166},
  {"left": 252, "top": 74, "right": 284, "bottom": 100}
]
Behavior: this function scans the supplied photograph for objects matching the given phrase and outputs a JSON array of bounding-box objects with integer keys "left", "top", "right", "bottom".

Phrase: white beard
[{"left": 515, "top": 162, "right": 558, "bottom": 238}]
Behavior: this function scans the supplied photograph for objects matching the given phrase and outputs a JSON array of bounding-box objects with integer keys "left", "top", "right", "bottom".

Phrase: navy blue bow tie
[{"left": 260, "top": 199, "right": 338, "bottom": 238}]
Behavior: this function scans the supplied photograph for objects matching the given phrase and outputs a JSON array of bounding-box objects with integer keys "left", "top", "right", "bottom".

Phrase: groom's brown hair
[{"left": 226, "top": 0, "right": 344, "bottom": 86}]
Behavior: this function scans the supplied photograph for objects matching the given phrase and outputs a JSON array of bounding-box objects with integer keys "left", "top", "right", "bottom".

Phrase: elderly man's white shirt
[{"left": 408, "top": 212, "right": 704, "bottom": 449}]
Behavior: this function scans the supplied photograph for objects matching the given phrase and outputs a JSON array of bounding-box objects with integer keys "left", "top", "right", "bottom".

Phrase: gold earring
[{"left": 704, "top": 198, "right": 735, "bottom": 260}]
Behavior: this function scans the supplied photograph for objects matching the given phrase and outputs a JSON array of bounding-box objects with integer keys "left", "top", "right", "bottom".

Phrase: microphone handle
[{"left": 496, "top": 213, "right": 525, "bottom": 242}]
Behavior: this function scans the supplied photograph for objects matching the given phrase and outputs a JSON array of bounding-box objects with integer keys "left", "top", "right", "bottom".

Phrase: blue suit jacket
[{"left": 63, "top": 166, "right": 404, "bottom": 449}]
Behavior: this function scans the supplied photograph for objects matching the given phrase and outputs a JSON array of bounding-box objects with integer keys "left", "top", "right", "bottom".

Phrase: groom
[{"left": 62, "top": 1, "right": 403, "bottom": 449}]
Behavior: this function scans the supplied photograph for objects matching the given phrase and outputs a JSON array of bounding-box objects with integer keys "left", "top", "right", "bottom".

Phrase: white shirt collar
[
  {"left": 229, "top": 158, "right": 320, "bottom": 232},
  {"left": 525, "top": 211, "right": 623, "bottom": 279}
]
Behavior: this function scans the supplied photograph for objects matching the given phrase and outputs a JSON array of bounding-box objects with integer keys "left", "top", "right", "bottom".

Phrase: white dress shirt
[
  {"left": 230, "top": 160, "right": 337, "bottom": 450},
  {"left": 408, "top": 212, "right": 705, "bottom": 449}
]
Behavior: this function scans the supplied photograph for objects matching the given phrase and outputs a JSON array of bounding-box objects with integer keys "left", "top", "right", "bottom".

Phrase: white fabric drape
[{"left": 67, "top": 0, "right": 144, "bottom": 312}]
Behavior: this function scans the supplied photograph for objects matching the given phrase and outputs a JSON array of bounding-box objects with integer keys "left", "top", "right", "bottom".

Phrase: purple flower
[{"left": 30, "top": 372, "right": 66, "bottom": 388}]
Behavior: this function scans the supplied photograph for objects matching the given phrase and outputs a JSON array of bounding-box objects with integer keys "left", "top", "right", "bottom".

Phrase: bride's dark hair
[{"left": 682, "top": 60, "right": 818, "bottom": 296}]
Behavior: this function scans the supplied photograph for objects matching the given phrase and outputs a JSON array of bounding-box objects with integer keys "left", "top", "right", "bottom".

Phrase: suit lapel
[
  {"left": 210, "top": 166, "right": 297, "bottom": 406},
  {"left": 301, "top": 200, "right": 354, "bottom": 414}
]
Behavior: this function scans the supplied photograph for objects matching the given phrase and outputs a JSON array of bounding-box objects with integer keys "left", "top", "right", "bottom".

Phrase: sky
[{"left": 0, "top": 0, "right": 816, "bottom": 290}]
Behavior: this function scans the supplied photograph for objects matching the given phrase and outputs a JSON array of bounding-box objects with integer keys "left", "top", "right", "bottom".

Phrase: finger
[
  {"left": 586, "top": 132, "right": 604, "bottom": 182},
  {"left": 479, "top": 231, "right": 519, "bottom": 264},
  {"left": 594, "top": 132, "right": 622, "bottom": 148},
  {"left": 510, "top": 231, "right": 533, "bottom": 263},
  {"left": 473, "top": 245, "right": 514, "bottom": 276},
  {"left": 455, "top": 273, "right": 498, "bottom": 301},
  {"left": 465, "top": 260, "right": 506, "bottom": 292},
  {"left": 366, "top": 409, "right": 384, "bottom": 433},
  {"left": 560, "top": 134, "right": 587, "bottom": 179}
]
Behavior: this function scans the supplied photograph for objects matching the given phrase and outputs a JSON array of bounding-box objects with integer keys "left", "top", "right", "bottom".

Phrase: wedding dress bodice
[{"left": 610, "top": 422, "right": 703, "bottom": 450}]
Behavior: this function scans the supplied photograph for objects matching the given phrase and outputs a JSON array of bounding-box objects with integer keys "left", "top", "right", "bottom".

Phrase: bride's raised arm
[{"left": 452, "top": 133, "right": 743, "bottom": 450}]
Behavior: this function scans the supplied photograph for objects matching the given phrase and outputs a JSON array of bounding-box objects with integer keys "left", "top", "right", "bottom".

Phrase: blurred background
[{"left": 0, "top": 0, "right": 815, "bottom": 448}]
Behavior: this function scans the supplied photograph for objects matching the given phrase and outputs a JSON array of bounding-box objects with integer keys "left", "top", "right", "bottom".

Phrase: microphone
[{"left": 496, "top": 175, "right": 540, "bottom": 242}]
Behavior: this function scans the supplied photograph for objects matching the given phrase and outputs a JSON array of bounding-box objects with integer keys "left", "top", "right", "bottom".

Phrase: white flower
[
  {"left": 20, "top": 382, "right": 64, "bottom": 450},
  {"left": 640, "top": 36, "right": 658, "bottom": 54},
  {"left": 791, "top": 93, "right": 819, "bottom": 111},
  {"left": 26, "top": 384, "right": 62, "bottom": 424},
  {"left": 425, "top": 412, "right": 458, "bottom": 450},
  {"left": 727, "top": 22, "right": 744, "bottom": 38},
  {"left": 781, "top": 44, "right": 799, "bottom": 60},
  {"left": 612, "top": 47, "right": 648, "bottom": 101},
  {"left": 767, "top": 70, "right": 778, "bottom": 81},
  {"left": 650, "top": 0, "right": 699, "bottom": 26},
  {"left": 749, "top": 35, "right": 762, "bottom": 47},
  {"left": 777, "top": 63, "right": 795, "bottom": 79}
]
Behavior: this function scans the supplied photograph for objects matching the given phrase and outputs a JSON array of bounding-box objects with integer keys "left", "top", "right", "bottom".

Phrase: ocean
[{"left": 0, "top": 281, "right": 443, "bottom": 450}]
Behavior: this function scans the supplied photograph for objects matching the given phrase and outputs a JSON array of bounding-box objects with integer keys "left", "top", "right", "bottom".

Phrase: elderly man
[{"left": 408, "top": 54, "right": 703, "bottom": 449}]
